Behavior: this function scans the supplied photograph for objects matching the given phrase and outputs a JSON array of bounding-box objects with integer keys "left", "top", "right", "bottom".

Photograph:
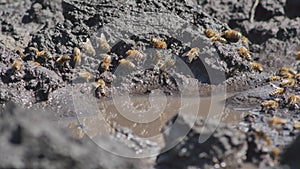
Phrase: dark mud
[{"left": 1, "top": 0, "right": 300, "bottom": 169}]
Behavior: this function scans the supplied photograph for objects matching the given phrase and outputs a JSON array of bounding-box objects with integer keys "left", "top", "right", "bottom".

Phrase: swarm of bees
[
  {"left": 204, "top": 28, "right": 261, "bottom": 73},
  {"left": 261, "top": 66, "right": 300, "bottom": 111}
]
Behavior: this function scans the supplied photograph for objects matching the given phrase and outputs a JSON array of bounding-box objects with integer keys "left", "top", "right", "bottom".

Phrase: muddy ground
[{"left": 1, "top": 0, "right": 300, "bottom": 169}]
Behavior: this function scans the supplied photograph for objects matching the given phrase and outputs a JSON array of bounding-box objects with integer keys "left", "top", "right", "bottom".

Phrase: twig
[{"left": 250, "top": 0, "right": 260, "bottom": 23}]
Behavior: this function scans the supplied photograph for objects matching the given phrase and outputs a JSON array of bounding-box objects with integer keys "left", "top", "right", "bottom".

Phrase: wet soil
[{"left": 1, "top": 0, "right": 300, "bottom": 169}]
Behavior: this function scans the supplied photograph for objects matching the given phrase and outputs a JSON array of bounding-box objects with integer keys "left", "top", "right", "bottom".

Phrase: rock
[{"left": 156, "top": 114, "right": 248, "bottom": 169}]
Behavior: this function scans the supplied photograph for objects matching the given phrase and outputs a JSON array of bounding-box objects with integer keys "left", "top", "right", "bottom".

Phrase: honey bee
[
  {"left": 221, "top": 29, "right": 242, "bottom": 41},
  {"left": 268, "top": 117, "right": 287, "bottom": 125},
  {"left": 68, "top": 123, "right": 85, "bottom": 139},
  {"left": 279, "top": 72, "right": 294, "bottom": 79},
  {"left": 295, "top": 73, "right": 300, "bottom": 81},
  {"left": 28, "top": 46, "right": 39, "bottom": 53},
  {"left": 73, "top": 47, "right": 82, "bottom": 65},
  {"left": 182, "top": 47, "right": 200, "bottom": 63},
  {"left": 56, "top": 55, "right": 71, "bottom": 64},
  {"left": 119, "top": 59, "right": 136, "bottom": 68},
  {"left": 280, "top": 78, "right": 296, "bottom": 87},
  {"left": 279, "top": 67, "right": 297, "bottom": 76},
  {"left": 293, "top": 121, "right": 300, "bottom": 129},
  {"left": 12, "top": 59, "right": 22, "bottom": 70},
  {"left": 261, "top": 100, "right": 279, "bottom": 110},
  {"left": 100, "top": 54, "right": 112, "bottom": 71},
  {"left": 16, "top": 49, "right": 25, "bottom": 58},
  {"left": 249, "top": 62, "right": 263, "bottom": 72},
  {"left": 254, "top": 130, "right": 271, "bottom": 146},
  {"left": 288, "top": 95, "right": 300, "bottom": 105},
  {"left": 267, "top": 76, "right": 281, "bottom": 82},
  {"left": 152, "top": 50, "right": 163, "bottom": 65},
  {"left": 36, "top": 50, "right": 51, "bottom": 59},
  {"left": 151, "top": 36, "right": 167, "bottom": 49},
  {"left": 97, "top": 33, "right": 111, "bottom": 53},
  {"left": 210, "top": 36, "right": 227, "bottom": 43},
  {"left": 78, "top": 71, "right": 92, "bottom": 81},
  {"left": 204, "top": 29, "right": 218, "bottom": 38},
  {"left": 80, "top": 38, "right": 96, "bottom": 56},
  {"left": 269, "top": 87, "right": 285, "bottom": 97},
  {"left": 241, "top": 36, "right": 251, "bottom": 44},
  {"left": 160, "top": 57, "right": 176, "bottom": 71},
  {"left": 32, "top": 61, "right": 41, "bottom": 67},
  {"left": 237, "top": 47, "right": 252, "bottom": 61},
  {"left": 126, "top": 49, "right": 144, "bottom": 59},
  {"left": 97, "top": 79, "right": 106, "bottom": 96},
  {"left": 295, "top": 51, "right": 300, "bottom": 60},
  {"left": 271, "top": 147, "right": 281, "bottom": 160}
]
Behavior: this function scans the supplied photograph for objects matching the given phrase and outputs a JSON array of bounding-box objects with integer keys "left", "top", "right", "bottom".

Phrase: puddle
[{"left": 55, "top": 94, "right": 249, "bottom": 139}]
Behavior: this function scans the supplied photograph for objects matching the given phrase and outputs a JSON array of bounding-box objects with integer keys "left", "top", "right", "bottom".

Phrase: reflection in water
[{"left": 56, "top": 95, "right": 248, "bottom": 139}]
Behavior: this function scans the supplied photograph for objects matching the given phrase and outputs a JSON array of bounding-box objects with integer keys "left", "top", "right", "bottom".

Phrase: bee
[
  {"left": 56, "top": 55, "right": 71, "bottom": 63},
  {"left": 280, "top": 78, "right": 296, "bottom": 87},
  {"left": 153, "top": 50, "right": 163, "bottom": 65},
  {"left": 295, "top": 51, "right": 300, "bottom": 60},
  {"left": 73, "top": 47, "right": 82, "bottom": 65},
  {"left": 210, "top": 36, "right": 227, "bottom": 43},
  {"left": 78, "top": 71, "right": 92, "bottom": 81},
  {"left": 100, "top": 54, "right": 112, "bottom": 71},
  {"left": 28, "top": 46, "right": 39, "bottom": 53},
  {"left": 119, "top": 59, "right": 136, "bottom": 68},
  {"left": 295, "top": 73, "right": 300, "bottom": 81},
  {"left": 12, "top": 59, "right": 22, "bottom": 70},
  {"left": 261, "top": 100, "right": 279, "bottom": 110},
  {"left": 32, "top": 61, "right": 41, "bottom": 67},
  {"left": 241, "top": 36, "right": 251, "bottom": 44},
  {"left": 268, "top": 117, "right": 287, "bottom": 125},
  {"left": 267, "top": 76, "right": 281, "bottom": 82},
  {"left": 151, "top": 36, "right": 167, "bottom": 49},
  {"left": 237, "top": 47, "right": 252, "bottom": 61},
  {"left": 279, "top": 72, "right": 294, "bottom": 79},
  {"left": 182, "top": 47, "right": 200, "bottom": 63},
  {"left": 293, "top": 121, "right": 300, "bottom": 130},
  {"left": 269, "top": 87, "right": 285, "bottom": 97},
  {"left": 160, "top": 58, "right": 176, "bottom": 71},
  {"left": 204, "top": 29, "right": 218, "bottom": 38},
  {"left": 279, "top": 67, "right": 297, "bottom": 76},
  {"left": 97, "top": 33, "right": 111, "bottom": 53},
  {"left": 126, "top": 49, "right": 144, "bottom": 59},
  {"left": 287, "top": 95, "right": 300, "bottom": 105},
  {"left": 249, "top": 62, "right": 263, "bottom": 72},
  {"left": 221, "top": 29, "right": 242, "bottom": 41},
  {"left": 96, "top": 79, "right": 106, "bottom": 96},
  {"left": 271, "top": 147, "right": 281, "bottom": 160},
  {"left": 254, "top": 130, "right": 271, "bottom": 146},
  {"left": 16, "top": 49, "right": 25, "bottom": 58},
  {"left": 80, "top": 39, "right": 96, "bottom": 56},
  {"left": 68, "top": 124, "right": 85, "bottom": 139},
  {"left": 36, "top": 50, "right": 51, "bottom": 59}
]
